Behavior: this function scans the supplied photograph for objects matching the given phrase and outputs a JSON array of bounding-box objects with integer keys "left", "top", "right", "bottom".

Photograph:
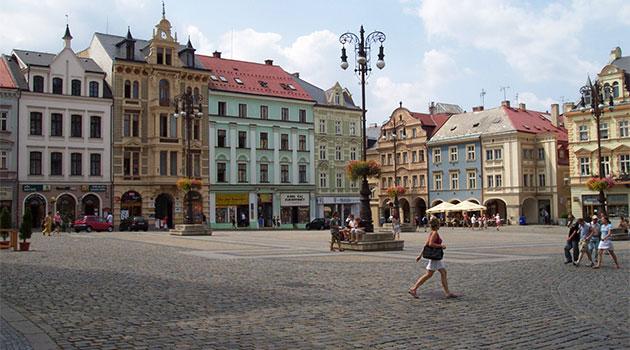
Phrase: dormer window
[
  {"left": 210, "top": 75, "right": 218, "bottom": 81},
  {"left": 334, "top": 94, "right": 340, "bottom": 105},
  {"left": 33, "top": 75, "right": 44, "bottom": 93},
  {"left": 219, "top": 76, "right": 228, "bottom": 82},
  {"left": 71, "top": 79, "right": 81, "bottom": 96},
  {"left": 52, "top": 77, "right": 63, "bottom": 94},
  {"left": 156, "top": 48, "right": 171, "bottom": 65},
  {"left": 165, "top": 49, "right": 172, "bottom": 65},
  {"left": 234, "top": 78, "right": 243, "bottom": 85},
  {"left": 259, "top": 81, "right": 268, "bottom": 88},
  {"left": 287, "top": 84, "right": 296, "bottom": 90},
  {"left": 157, "top": 48, "right": 164, "bottom": 64}
]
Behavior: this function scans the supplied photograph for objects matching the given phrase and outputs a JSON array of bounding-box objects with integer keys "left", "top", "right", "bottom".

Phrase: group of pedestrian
[
  {"left": 564, "top": 215, "right": 621, "bottom": 269},
  {"left": 41, "top": 211, "right": 62, "bottom": 236},
  {"left": 329, "top": 212, "right": 366, "bottom": 251}
]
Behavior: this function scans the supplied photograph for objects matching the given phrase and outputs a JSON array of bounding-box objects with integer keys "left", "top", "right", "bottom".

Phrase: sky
[{"left": 2, "top": 0, "right": 629, "bottom": 124}]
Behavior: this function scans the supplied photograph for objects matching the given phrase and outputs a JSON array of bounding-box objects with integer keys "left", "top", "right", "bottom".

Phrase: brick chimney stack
[
  {"left": 265, "top": 59, "right": 273, "bottom": 65},
  {"left": 212, "top": 51, "right": 221, "bottom": 58},
  {"left": 501, "top": 100, "right": 511, "bottom": 108},
  {"left": 472, "top": 106, "right": 484, "bottom": 112},
  {"left": 519, "top": 103, "right": 526, "bottom": 111},
  {"left": 550, "top": 103, "right": 559, "bottom": 128}
]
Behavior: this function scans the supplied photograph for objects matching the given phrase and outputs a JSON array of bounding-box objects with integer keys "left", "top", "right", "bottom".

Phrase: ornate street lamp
[
  {"left": 173, "top": 87, "right": 203, "bottom": 224},
  {"left": 578, "top": 77, "right": 614, "bottom": 217},
  {"left": 381, "top": 116, "right": 406, "bottom": 219},
  {"left": 339, "top": 26, "right": 386, "bottom": 232}
]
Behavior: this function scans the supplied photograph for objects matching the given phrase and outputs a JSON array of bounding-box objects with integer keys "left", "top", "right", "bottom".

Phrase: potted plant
[
  {"left": 586, "top": 176, "right": 615, "bottom": 192},
  {"left": 386, "top": 185, "right": 406, "bottom": 198},
  {"left": 0, "top": 207, "right": 11, "bottom": 249},
  {"left": 345, "top": 160, "right": 381, "bottom": 181},
  {"left": 19, "top": 207, "right": 33, "bottom": 251},
  {"left": 176, "top": 178, "right": 202, "bottom": 192}
]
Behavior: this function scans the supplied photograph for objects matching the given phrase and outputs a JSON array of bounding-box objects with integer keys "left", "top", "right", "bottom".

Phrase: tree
[{"left": 19, "top": 207, "right": 33, "bottom": 243}]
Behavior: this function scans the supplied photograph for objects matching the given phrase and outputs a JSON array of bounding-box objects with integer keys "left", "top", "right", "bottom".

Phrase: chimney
[
  {"left": 563, "top": 102, "right": 574, "bottom": 114},
  {"left": 501, "top": 100, "right": 510, "bottom": 108},
  {"left": 265, "top": 59, "right": 273, "bottom": 65},
  {"left": 428, "top": 101, "right": 436, "bottom": 115},
  {"left": 472, "top": 106, "right": 484, "bottom": 112},
  {"left": 292, "top": 72, "right": 300, "bottom": 78},
  {"left": 550, "top": 104, "right": 559, "bottom": 128},
  {"left": 518, "top": 103, "right": 526, "bottom": 111},
  {"left": 212, "top": 51, "right": 221, "bottom": 58}
]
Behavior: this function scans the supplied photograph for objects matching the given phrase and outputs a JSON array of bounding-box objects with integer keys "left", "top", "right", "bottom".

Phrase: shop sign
[
  {"left": 81, "top": 185, "right": 108, "bottom": 192},
  {"left": 582, "top": 195, "right": 601, "bottom": 205},
  {"left": 216, "top": 193, "right": 248, "bottom": 206},
  {"left": 258, "top": 194, "right": 273, "bottom": 203},
  {"left": 281, "top": 193, "right": 309, "bottom": 207},
  {"left": 22, "top": 184, "right": 50, "bottom": 192},
  {"left": 316, "top": 196, "right": 360, "bottom": 204},
  {"left": 0, "top": 188, "right": 12, "bottom": 201},
  {"left": 56, "top": 186, "right": 74, "bottom": 191}
]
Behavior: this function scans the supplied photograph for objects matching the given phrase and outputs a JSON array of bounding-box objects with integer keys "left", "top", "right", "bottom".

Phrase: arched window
[
  {"left": 33, "top": 75, "right": 44, "bottom": 93},
  {"left": 132, "top": 81, "right": 139, "bottom": 99},
  {"left": 159, "top": 79, "right": 170, "bottom": 106},
  {"left": 612, "top": 82, "right": 620, "bottom": 98},
  {"left": 124, "top": 80, "right": 131, "bottom": 98},
  {"left": 604, "top": 83, "right": 611, "bottom": 100},
  {"left": 52, "top": 77, "right": 63, "bottom": 94},
  {"left": 71, "top": 79, "right": 81, "bottom": 96},
  {"left": 89, "top": 81, "right": 99, "bottom": 97}
]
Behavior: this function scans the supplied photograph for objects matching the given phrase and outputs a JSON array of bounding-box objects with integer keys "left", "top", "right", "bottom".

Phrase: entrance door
[
  {"left": 538, "top": 199, "right": 551, "bottom": 224},
  {"left": 56, "top": 194, "right": 76, "bottom": 222},
  {"left": 121, "top": 191, "right": 142, "bottom": 220},
  {"left": 82, "top": 194, "right": 100, "bottom": 216},
  {"left": 24, "top": 194, "right": 46, "bottom": 228},
  {"left": 155, "top": 194, "right": 174, "bottom": 228}
]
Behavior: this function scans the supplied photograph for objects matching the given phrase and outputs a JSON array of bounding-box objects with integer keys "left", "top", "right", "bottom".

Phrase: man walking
[
  {"left": 564, "top": 220, "right": 580, "bottom": 264},
  {"left": 588, "top": 215, "right": 601, "bottom": 265},
  {"left": 575, "top": 218, "right": 594, "bottom": 267}
]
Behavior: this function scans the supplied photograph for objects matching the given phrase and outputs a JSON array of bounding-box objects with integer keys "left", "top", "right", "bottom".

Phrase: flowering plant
[
  {"left": 346, "top": 160, "right": 381, "bottom": 180},
  {"left": 176, "top": 178, "right": 202, "bottom": 192},
  {"left": 586, "top": 177, "right": 615, "bottom": 192},
  {"left": 386, "top": 185, "right": 406, "bottom": 198}
]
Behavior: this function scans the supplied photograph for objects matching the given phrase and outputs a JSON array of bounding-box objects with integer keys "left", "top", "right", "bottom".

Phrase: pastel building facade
[{"left": 0, "top": 55, "right": 21, "bottom": 225}]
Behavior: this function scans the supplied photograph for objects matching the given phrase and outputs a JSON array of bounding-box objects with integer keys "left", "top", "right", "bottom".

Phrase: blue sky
[{"left": 2, "top": 0, "right": 629, "bottom": 123}]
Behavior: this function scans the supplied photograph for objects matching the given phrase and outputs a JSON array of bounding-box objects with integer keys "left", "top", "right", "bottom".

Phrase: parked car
[
  {"left": 73, "top": 215, "right": 113, "bottom": 233},
  {"left": 305, "top": 218, "right": 330, "bottom": 230},
  {"left": 119, "top": 216, "right": 149, "bottom": 232}
]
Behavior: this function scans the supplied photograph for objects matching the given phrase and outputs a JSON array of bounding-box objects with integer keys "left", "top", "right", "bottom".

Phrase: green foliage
[
  {"left": 19, "top": 207, "right": 33, "bottom": 242},
  {"left": 0, "top": 207, "right": 11, "bottom": 229}
]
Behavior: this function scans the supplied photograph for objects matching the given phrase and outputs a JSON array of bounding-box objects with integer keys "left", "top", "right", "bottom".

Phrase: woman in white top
[
  {"left": 594, "top": 217, "right": 621, "bottom": 269},
  {"left": 391, "top": 215, "right": 401, "bottom": 240}
]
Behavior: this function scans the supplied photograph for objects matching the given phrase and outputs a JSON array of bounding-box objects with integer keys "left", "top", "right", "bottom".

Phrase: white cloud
[
  {"left": 517, "top": 92, "right": 558, "bottom": 112},
  {"left": 186, "top": 25, "right": 214, "bottom": 55}
]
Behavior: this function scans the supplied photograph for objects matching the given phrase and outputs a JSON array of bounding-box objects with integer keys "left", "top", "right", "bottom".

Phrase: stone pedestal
[
  {"left": 338, "top": 232, "right": 404, "bottom": 251},
  {"left": 170, "top": 224, "right": 212, "bottom": 236},
  {"left": 381, "top": 223, "right": 415, "bottom": 232}
]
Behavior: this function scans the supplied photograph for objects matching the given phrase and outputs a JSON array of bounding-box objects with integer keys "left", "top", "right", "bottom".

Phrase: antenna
[
  {"left": 515, "top": 92, "right": 519, "bottom": 103},
  {"left": 65, "top": 14, "right": 69, "bottom": 25},
  {"left": 500, "top": 86, "right": 511, "bottom": 101},
  {"left": 480, "top": 88, "right": 486, "bottom": 107}
]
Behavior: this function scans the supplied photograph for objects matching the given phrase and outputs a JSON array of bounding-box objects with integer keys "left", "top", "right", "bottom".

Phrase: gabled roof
[
  {"left": 291, "top": 76, "right": 359, "bottom": 109},
  {"left": 2, "top": 55, "right": 28, "bottom": 90},
  {"left": 12, "top": 49, "right": 104, "bottom": 74},
  {"left": 411, "top": 112, "right": 451, "bottom": 137},
  {"left": 503, "top": 106, "right": 567, "bottom": 141},
  {"left": 0, "top": 56, "right": 17, "bottom": 89},
  {"left": 198, "top": 55, "right": 313, "bottom": 102}
]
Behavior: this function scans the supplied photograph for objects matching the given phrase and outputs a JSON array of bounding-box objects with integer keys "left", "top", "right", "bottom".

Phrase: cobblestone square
[{"left": 1, "top": 226, "right": 629, "bottom": 349}]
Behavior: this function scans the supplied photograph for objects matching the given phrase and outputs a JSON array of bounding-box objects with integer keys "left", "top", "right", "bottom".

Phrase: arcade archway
[
  {"left": 24, "top": 194, "right": 46, "bottom": 228},
  {"left": 155, "top": 193, "right": 174, "bottom": 228},
  {"left": 82, "top": 194, "right": 101, "bottom": 216},
  {"left": 121, "top": 191, "right": 142, "bottom": 220}
]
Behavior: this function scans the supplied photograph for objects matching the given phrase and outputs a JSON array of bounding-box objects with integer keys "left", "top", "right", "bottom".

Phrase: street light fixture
[
  {"left": 339, "top": 26, "right": 386, "bottom": 233},
  {"left": 173, "top": 86, "right": 204, "bottom": 224},
  {"left": 578, "top": 77, "right": 614, "bottom": 217}
]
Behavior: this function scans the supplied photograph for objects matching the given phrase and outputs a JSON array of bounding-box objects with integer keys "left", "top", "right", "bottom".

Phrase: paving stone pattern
[{"left": 1, "top": 227, "right": 629, "bottom": 349}]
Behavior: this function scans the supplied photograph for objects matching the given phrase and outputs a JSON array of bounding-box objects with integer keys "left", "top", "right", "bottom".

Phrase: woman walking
[
  {"left": 391, "top": 215, "right": 401, "bottom": 240},
  {"left": 594, "top": 217, "right": 621, "bottom": 269},
  {"left": 408, "top": 219, "right": 457, "bottom": 299},
  {"left": 329, "top": 212, "right": 344, "bottom": 252},
  {"left": 42, "top": 212, "right": 53, "bottom": 236}
]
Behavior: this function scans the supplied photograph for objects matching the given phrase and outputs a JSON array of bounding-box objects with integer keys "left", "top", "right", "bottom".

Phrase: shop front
[
  {"left": 257, "top": 193, "right": 274, "bottom": 228},
  {"left": 581, "top": 193, "right": 629, "bottom": 219},
  {"left": 316, "top": 196, "right": 360, "bottom": 219},
  {"left": 280, "top": 193, "right": 310, "bottom": 228},
  {"left": 215, "top": 193, "right": 250, "bottom": 228}
]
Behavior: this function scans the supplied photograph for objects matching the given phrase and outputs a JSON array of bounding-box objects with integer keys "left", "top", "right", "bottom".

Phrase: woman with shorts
[
  {"left": 594, "top": 217, "right": 621, "bottom": 269},
  {"left": 408, "top": 219, "right": 457, "bottom": 299}
]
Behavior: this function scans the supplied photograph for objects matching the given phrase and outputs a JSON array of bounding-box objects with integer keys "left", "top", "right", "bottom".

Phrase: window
[
  {"left": 620, "top": 154, "right": 630, "bottom": 174},
  {"left": 124, "top": 80, "right": 131, "bottom": 98},
  {"left": 159, "top": 114, "right": 168, "bottom": 137},
  {"left": 218, "top": 101, "right": 227, "bottom": 116},
  {"left": 71, "top": 115, "right": 82, "bottom": 137},
  {"left": 260, "top": 132, "right": 268, "bottom": 149},
  {"left": 319, "top": 145, "right": 326, "bottom": 160},
  {"left": 132, "top": 81, "right": 139, "bottom": 99},
  {"left": 123, "top": 151, "right": 140, "bottom": 176},
  {"left": 434, "top": 173, "right": 442, "bottom": 190},
  {"left": 620, "top": 121, "right": 629, "bottom": 137},
  {"left": 238, "top": 131, "right": 247, "bottom": 148},
  {"left": 349, "top": 122, "right": 356, "bottom": 136},
  {"left": 403, "top": 176, "right": 408, "bottom": 188},
  {"left": 71, "top": 79, "right": 81, "bottom": 96},
  {"left": 335, "top": 146, "right": 342, "bottom": 160},
  {"left": 281, "top": 165, "right": 290, "bottom": 183},
  {"left": 334, "top": 94, "right": 340, "bottom": 105},
  {"left": 238, "top": 103, "right": 247, "bottom": 118},
  {"left": 468, "top": 171, "right": 476, "bottom": 189},
  {"left": 50, "top": 113, "right": 63, "bottom": 137},
  {"left": 467, "top": 145, "right": 475, "bottom": 160},
  {"left": 600, "top": 123, "right": 609, "bottom": 139},
  {"left": 52, "top": 77, "right": 63, "bottom": 94},
  {"left": 0, "top": 151, "right": 6, "bottom": 170},
  {"left": 336, "top": 173, "right": 343, "bottom": 188},
  {"left": 193, "top": 153, "right": 200, "bottom": 177},
  {"left": 217, "top": 163, "right": 226, "bottom": 182},
  {"left": 0, "top": 112, "right": 5, "bottom": 131},
  {"left": 523, "top": 173, "right": 529, "bottom": 187},
  {"left": 299, "top": 135, "right": 306, "bottom": 151},
  {"left": 33, "top": 75, "right": 44, "bottom": 92},
  {"left": 612, "top": 81, "right": 620, "bottom": 98},
  {"left": 30, "top": 112, "right": 42, "bottom": 136},
  {"left": 193, "top": 119, "right": 200, "bottom": 140},
  {"left": 169, "top": 114, "right": 177, "bottom": 138},
  {"left": 260, "top": 105, "right": 268, "bottom": 119},
  {"left": 412, "top": 128, "right": 417, "bottom": 138},
  {"left": 579, "top": 125, "right": 589, "bottom": 141},
  {"left": 319, "top": 172, "right": 327, "bottom": 188},
  {"left": 418, "top": 150, "right": 425, "bottom": 162},
  {"left": 335, "top": 121, "right": 342, "bottom": 134},
  {"left": 579, "top": 157, "right": 590, "bottom": 176},
  {"left": 387, "top": 154, "right": 392, "bottom": 165},
  {"left": 159, "top": 79, "right": 170, "bottom": 106},
  {"left": 538, "top": 173, "right": 546, "bottom": 187},
  {"left": 238, "top": 163, "right": 247, "bottom": 183},
  {"left": 487, "top": 175, "right": 494, "bottom": 188},
  {"left": 396, "top": 153, "right": 401, "bottom": 165},
  {"left": 412, "top": 175, "right": 418, "bottom": 188},
  {"left": 299, "top": 109, "right": 306, "bottom": 123},
  {"left": 299, "top": 165, "right": 307, "bottom": 183},
  {"left": 160, "top": 151, "right": 167, "bottom": 176},
  {"left": 396, "top": 176, "right": 401, "bottom": 186},
  {"left": 71, "top": 153, "right": 82, "bottom": 176},
  {"left": 90, "top": 116, "right": 101, "bottom": 139},
  {"left": 319, "top": 120, "right": 326, "bottom": 133},
  {"left": 260, "top": 164, "right": 269, "bottom": 183},
  {"left": 450, "top": 172, "right": 459, "bottom": 190},
  {"left": 157, "top": 48, "right": 164, "bottom": 64},
  {"left": 402, "top": 152, "right": 408, "bottom": 163},
  {"left": 123, "top": 113, "right": 139, "bottom": 137},
  {"left": 281, "top": 107, "right": 289, "bottom": 121},
  {"left": 165, "top": 49, "right": 172, "bottom": 65},
  {"left": 433, "top": 149, "right": 441, "bottom": 163},
  {"left": 29, "top": 151, "right": 42, "bottom": 175},
  {"left": 90, "top": 154, "right": 101, "bottom": 176},
  {"left": 495, "top": 174, "right": 502, "bottom": 188},
  {"left": 350, "top": 147, "right": 357, "bottom": 161},
  {"left": 381, "top": 154, "right": 386, "bottom": 165},
  {"left": 486, "top": 149, "right": 493, "bottom": 161},
  {"left": 538, "top": 148, "right": 545, "bottom": 160},
  {"left": 280, "top": 134, "right": 289, "bottom": 150},
  {"left": 494, "top": 149, "right": 502, "bottom": 160},
  {"left": 50, "top": 152, "right": 62, "bottom": 176},
  {"left": 420, "top": 175, "right": 426, "bottom": 188},
  {"left": 388, "top": 177, "right": 393, "bottom": 187},
  {"left": 217, "top": 129, "right": 226, "bottom": 147},
  {"left": 89, "top": 81, "right": 99, "bottom": 97},
  {"left": 602, "top": 156, "right": 610, "bottom": 177},
  {"left": 170, "top": 151, "right": 177, "bottom": 176},
  {"left": 449, "top": 147, "right": 458, "bottom": 162},
  {"left": 522, "top": 149, "right": 533, "bottom": 160}
]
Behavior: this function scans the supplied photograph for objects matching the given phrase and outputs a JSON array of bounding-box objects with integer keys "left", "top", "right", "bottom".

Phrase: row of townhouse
[{"left": 0, "top": 12, "right": 363, "bottom": 229}]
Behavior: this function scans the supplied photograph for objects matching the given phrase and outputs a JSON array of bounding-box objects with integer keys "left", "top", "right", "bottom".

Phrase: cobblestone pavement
[{"left": 1, "top": 225, "right": 628, "bottom": 349}]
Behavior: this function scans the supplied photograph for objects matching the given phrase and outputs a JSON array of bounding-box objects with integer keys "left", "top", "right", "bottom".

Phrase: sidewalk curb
[{"left": 0, "top": 299, "right": 59, "bottom": 350}]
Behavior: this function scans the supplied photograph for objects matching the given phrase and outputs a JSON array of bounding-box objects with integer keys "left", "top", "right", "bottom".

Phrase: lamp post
[
  {"left": 339, "top": 26, "right": 386, "bottom": 232},
  {"left": 579, "top": 78, "right": 614, "bottom": 217},
  {"left": 382, "top": 116, "right": 406, "bottom": 219},
  {"left": 173, "top": 87, "right": 203, "bottom": 224}
]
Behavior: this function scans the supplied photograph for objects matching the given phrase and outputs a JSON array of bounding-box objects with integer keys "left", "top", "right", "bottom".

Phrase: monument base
[
  {"left": 170, "top": 224, "right": 212, "bottom": 236},
  {"left": 337, "top": 232, "right": 404, "bottom": 251}
]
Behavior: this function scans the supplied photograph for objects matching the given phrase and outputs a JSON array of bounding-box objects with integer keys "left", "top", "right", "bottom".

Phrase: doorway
[{"left": 155, "top": 193, "right": 174, "bottom": 228}]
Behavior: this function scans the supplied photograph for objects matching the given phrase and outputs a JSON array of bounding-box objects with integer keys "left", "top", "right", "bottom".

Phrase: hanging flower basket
[
  {"left": 176, "top": 178, "right": 202, "bottom": 192},
  {"left": 586, "top": 177, "right": 615, "bottom": 192},
  {"left": 346, "top": 160, "right": 381, "bottom": 181},
  {"left": 386, "top": 185, "right": 406, "bottom": 198}
]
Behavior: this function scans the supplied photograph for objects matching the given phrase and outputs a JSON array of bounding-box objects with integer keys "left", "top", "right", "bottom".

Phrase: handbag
[{"left": 421, "top": 245, "right": 444, "bottom": 260}]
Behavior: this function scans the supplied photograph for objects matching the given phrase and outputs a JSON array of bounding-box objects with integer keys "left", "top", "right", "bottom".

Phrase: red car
[{"left": 73, "top": 215, "right": 113, "bottom": 232}]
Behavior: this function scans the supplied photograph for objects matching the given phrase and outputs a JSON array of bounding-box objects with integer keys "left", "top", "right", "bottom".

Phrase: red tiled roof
[
  {"left": 502, "top": 106, "right": 567, "bottom": 141},
  {"left": 197, "top": 55, "right": 313, "bottom": 101},
  {"left": 411, "top": 112, "right": 452, "bottom": 137},
  {"left": 0, "top": 57, "right": 17, "bottom": 89}
]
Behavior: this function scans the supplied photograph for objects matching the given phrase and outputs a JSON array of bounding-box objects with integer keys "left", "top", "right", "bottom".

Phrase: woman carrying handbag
[{"left": 408, "top": 219, "right": 457, "bottom": 299}]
